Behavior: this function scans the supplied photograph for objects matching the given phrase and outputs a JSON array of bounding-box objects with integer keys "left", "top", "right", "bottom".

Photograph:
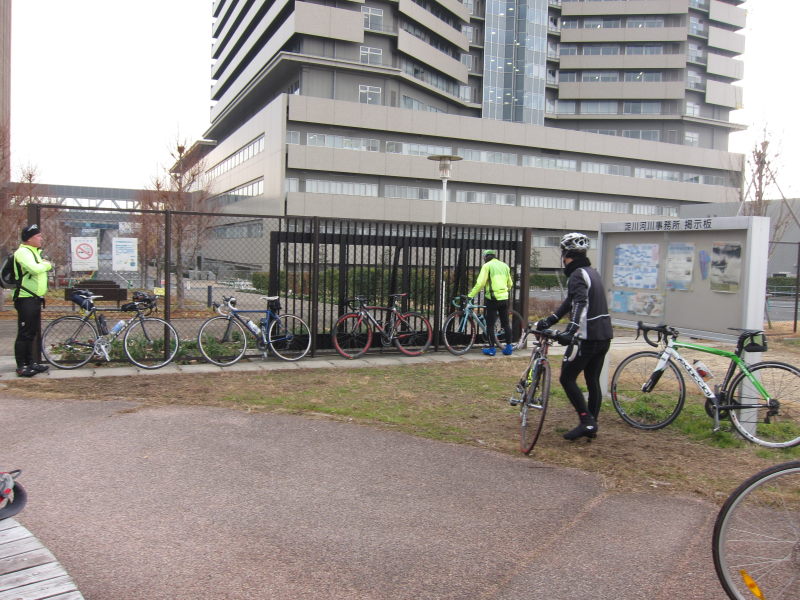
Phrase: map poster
[
  {"left": 612, "top": 244, "right": 659, "bottom": 289},
  {"left": 112, "top": 238, "right": 138, "bottom": 272},
  {"left": 70, "top": 237, "right": 98, "bottom": 271},
  {"left": 611, "top": 290, "right": 665, "bottom": 318},
  {"left": 710, "top": 241, "right": 742, "bottom": 293},
  {"left": 665, "top": 242, "right": 695, "bottom": 291}
]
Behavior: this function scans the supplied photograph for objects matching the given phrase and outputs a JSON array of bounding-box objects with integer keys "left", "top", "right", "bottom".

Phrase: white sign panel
[
  {"left": 70, "top": 237, "right": 98, "bottom": 271},
  {"left": 112, "top": 237, "right": 138, "bottom": 272}
]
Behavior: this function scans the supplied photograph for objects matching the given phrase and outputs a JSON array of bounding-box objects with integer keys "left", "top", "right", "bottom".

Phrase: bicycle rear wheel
[
  {"left": 198, "top": 316, "right": 248, "bottom": 366},
  {"left": 268, "top": 314, "right": 311, "bottom": 361},
  {"left": 393, "top": 312, "right": 432, "bottom": 356},
  {"left": 332, "top": 314, "right": 372, "bottom": 359},
  {"left": 479, "top": 308, "right": 524, "bottom": 347},
  {"left": 728, "top": 361, "right": 800, "bottom": 448},
  {"left": 41, "top": 316, "right": 97, "bottom": 369},
  {"left": 520, "top": 360, "right": 550, "bottom": 454},
  {"left": 610, "top": 351, "right": 685, "bottom": 429},
  {"left": 123, "top": 317, "right": 179, "bottom": 369},
  {"left": 442, "top": 311, "right": 477, "bottom": 355},
  {"left": 713, "top": 461, "right": 800, "bottom": 600}
]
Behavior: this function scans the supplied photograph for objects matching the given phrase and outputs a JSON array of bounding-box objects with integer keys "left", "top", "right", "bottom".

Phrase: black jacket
[{"left": 553, "top": 256, "right": 613, "bottom": 341}]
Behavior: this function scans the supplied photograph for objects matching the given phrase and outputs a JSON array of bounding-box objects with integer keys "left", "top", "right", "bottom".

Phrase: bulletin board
[{"left": 598, "top": 216, "right": 769, "bottom": 343}]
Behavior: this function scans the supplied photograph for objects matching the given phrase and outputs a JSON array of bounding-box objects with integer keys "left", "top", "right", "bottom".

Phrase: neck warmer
[{"left": 564, "top": 254, "right": 591, "bottom": 278}]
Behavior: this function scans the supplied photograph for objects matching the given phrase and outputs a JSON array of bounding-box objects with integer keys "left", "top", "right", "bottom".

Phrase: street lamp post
[{"left": 427, "top": 154, "right": 462, "bottom": 224}]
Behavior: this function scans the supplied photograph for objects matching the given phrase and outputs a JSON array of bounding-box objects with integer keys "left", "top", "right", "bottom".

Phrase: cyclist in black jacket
[{"left": 536, "top": 232, "right": 613, "bottom": 440}]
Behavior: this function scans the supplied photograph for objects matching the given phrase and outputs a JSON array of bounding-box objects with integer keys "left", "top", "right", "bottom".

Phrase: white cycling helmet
[{"left": 560, "top": 232, "right": 590, "bottom": 252}]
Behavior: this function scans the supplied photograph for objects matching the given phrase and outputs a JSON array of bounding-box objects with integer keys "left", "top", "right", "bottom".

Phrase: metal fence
[{"left": 29, "top": 204, "right": 530, "bottom": 358}]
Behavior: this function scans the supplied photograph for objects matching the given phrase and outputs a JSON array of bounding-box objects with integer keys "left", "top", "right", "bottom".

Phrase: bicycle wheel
[
  {"left": 713, "top": 461, "right": 800, "bottom": 600},
  {"left": 268, "top": 314, "right": 311, "bottom": 361},
  {"left": 728, "top": 361, "right": 800, "bottom": 448},
  {"left": 332, "top": 313, "right": 372, "bottom": 359},
  {"left": 482, "top": 308, "right": 524, "bottom": 347},
  {"left": 41, "top": 316, "right": 97, "bottom": 369},
  {"left": 393, "top": 312, "right": 432, "bottom": 356},
  {"left": 123, "top": 317, "right": 180, "bottom": 369},
  {"left": 442, "top": 311, "right": 477, "bottom": 355},
  {"left": 611, "top": 351, "right": 685, "bottom": 429},
  {"left": 520, "top": 360, "right": 550, "bottom": 454},
  {"left": 198, "top": 316, "right": 248, "bottom": 366}
]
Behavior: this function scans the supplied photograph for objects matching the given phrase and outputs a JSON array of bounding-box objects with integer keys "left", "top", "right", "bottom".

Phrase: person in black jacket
[{"left": 536, "top": 232, "right": 613, "bottom": 440}]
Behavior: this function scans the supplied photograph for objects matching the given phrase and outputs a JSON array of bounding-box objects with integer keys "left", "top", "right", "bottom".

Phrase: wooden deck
[{"left": 0, "top": 518, "right": 83, "bottom": 600}]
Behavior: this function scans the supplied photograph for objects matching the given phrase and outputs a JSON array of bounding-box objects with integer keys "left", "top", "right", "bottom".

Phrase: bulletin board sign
[{"left": 599, "top": 216, "right": 769, "bottom": 343}]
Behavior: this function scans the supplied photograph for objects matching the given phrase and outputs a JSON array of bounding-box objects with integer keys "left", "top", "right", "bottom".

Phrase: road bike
[
  {"left": 442, "top": 295, "right": 524, "bottom": 355},
  {"left": 713, "top": 460, "right": 800, "bottom": 599},
  {"left": 197, "top": 295, "right": 311, "bottom": 365},
  {"left": 331, "top": 293, "right": 432, "bottom": 359},
  {"left": 42, "top": 290, "right": 179, "bottom": 370},
  {"left": 610, "top": 321, "right": 800, "bottom": 448},
  {"left": 508, "top": 326, "right": 559, "bottom": 454}
]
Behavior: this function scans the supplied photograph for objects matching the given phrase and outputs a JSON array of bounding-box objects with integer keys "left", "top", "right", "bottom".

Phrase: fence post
[
  {"left": 519, "top": 229, "right": 532, "bottom": 323},
  {"left": 27, "top": 203, "right": 41, "bottom": 227},
  {"left": 164, "top": 210, "right": 171, "bottom": 322},
  {"left": 434, "top": 223, "right": 444, "bottom": 349},
  {"left": 311, "top": 217, "right": 320, "bottom": 357},
  {"left": 794, "top": 242, "right": 800, "bottom": 333}
]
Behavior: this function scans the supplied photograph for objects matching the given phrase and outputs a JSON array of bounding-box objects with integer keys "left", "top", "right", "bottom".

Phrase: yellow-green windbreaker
[
  {"left": 13, "top": 244, "right": 52, "bottom": 298},
  {"left": 469, "top": 258, "right": 513, "bottom": 301}
]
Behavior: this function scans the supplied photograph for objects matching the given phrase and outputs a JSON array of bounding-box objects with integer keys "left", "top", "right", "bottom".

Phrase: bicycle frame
[
  {"left": 353, "top": 302, "right": 401, "bottom": 343},
  {"left": 216, "top": 302, "right": 279, "bottom": 345},
  {"left": 450, "top": 298, "right": 502, "bottom": 342}
]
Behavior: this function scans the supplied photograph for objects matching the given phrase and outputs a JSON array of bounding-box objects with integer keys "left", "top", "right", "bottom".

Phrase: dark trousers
[
  {"left": 559, "top": 339, "right": 611, "bottom": 419},
  {"left": 14, "top": 296, "right": 43, "bottom": 368},
  {"left": 485, "top": 298, "right": 511, "bottom": 347}
]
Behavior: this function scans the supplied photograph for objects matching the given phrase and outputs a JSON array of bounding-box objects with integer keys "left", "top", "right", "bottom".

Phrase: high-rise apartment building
[{"left": 191, "top": 0, "right": 745, "bottom": 267}]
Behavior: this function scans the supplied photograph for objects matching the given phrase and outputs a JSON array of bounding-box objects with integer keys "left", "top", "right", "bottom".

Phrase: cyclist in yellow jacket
[
  {"left": 468, "top": 249, "right": 514, "bottom": 356},
  {"left": 13, "top": 224, "right": 52, "bottom": 377}
]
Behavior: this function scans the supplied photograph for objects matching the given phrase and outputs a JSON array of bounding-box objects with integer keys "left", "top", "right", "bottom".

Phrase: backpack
[{"left": 0, "top": 253, "right": 20, "bottom": 289}]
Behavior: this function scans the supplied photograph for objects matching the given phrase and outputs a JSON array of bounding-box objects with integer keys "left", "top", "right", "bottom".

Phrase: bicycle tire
[
  {"left": 123, "top": 317, "right": 180, "bottom": 369},
  {"left": 332, "top": 313, "right": 372, "bottom": 359},
  {"left": 442, "top": 311, "right": 477, "bottom": 355},
  {"left": 393, "top": 311, "right": 432, "bottom": 356},
  {"left": 268, "top": 314, "right": 311, "bottom": 361},
  {"left": 480, "top": 308, "right": 524, "bottom": 347},
  {"left": 713, "top": 460, "right": 800, "bottom": 599},
  {"left": 198, "top": 316, "right": 248, "bottom": 366},
  {"left": 41, "top": 316, "right": 98, "bottom": 369},
  {"left": 520, "top": 359, "right": 550, "bottom": 454},
  {"left": 611, "top": 351, "right": 685, "bottom": 430},
  {"left": 727, "top": 361, "right": 800, "bottom": 448}
]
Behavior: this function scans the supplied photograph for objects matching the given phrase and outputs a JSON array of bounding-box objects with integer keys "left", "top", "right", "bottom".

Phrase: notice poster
[
  {"left": 611, "top": 290, "right": 665, "bottom": 317},
  {"left": 612, "top": 244, "right": 659, "bottom": 289},
  {"left": 710, "top": 242, "right": 742, "bottom": 293},
  {"left": 70, "top": 237, "right": 98, "bottom": 271},
  {"left": 112, "top": 238, "right": 138, "bottom": 272},
  {"left": 665, "top": 242, "right": 695, "bottom": 291}
]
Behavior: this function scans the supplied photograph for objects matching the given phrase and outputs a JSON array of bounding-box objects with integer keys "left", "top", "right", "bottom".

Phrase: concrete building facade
[{"left": 187, "top": 0, "right": 746, "bottom": 269}]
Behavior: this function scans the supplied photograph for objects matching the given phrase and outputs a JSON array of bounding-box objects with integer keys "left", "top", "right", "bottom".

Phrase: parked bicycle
[
  {"left": 42, "top": 290, "right": 179, "bottom": 370},
  {"left": 610, "top": 321, "right": 800, "bottom": 448},
  {"left": 442, "top": 295, "right": 524, "bottom": 355},
  {"left": 197, "top": 295, "right": 311, "bottom": 365},
  {"left": 332, "top": 293, "right": 432, "bottom": 359},
  {"left": 508, "top": 326, "right": 559, "bottom": 454},
  {"left": 713, "top": 460, "right": 800, "bottom": 599}
]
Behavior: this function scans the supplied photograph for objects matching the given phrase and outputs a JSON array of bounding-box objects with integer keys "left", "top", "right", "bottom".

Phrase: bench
[{"left": 64, "top": 280, "right": 128, "bottom": 308}]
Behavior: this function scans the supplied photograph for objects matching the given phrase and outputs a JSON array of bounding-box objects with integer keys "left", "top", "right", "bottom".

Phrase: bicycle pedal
[{"left": 509, "top": 397, "right": 521, "bottom": 406}]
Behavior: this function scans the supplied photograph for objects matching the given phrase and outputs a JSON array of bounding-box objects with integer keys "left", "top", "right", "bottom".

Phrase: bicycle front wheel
[
  {"left": 520, "top": 360, "right": 550, "bottom": 455},
  {"left": 713, "top": 461, "right": 800, "bottom": 600},
  {"left": 728, "top": 361, "right": 800, "bottom": 448},
  {"left": 611, "top": 351, "right": 685, "bottom": 429},
  {"left": 442, "top": 311, "right": 477, "bottom": 355},
  {"left": 393, "top": 312, "right": 432, "bottom": 356},
  {"left": 268, "top": 314, "right": 311, "bottom": 361},
  {"left": 332, "top": 314, "right": 372, "bottom": 359},
  {"left": 123, "top": 317, "right": 179, "bottom": 369},
  {"left": 198, "top": 316, "right": 248, "bottom": 366},
  {"left": 41, "top": 316, "right": 98, "bottom": 369}
]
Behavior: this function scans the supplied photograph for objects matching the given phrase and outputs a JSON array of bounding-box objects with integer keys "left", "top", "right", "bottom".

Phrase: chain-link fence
[{"left": 28, "top": 204, "right": 530, "bottom": 359}]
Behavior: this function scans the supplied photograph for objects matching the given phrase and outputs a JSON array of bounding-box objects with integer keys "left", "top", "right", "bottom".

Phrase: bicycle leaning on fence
[
  {"left": 712, "top": 460, "right": 800, "bottom": 600},
  {"left": 197, "top": 295, "right": 311, "bottom": 365},
  {"left": 331, "top": 293, "right": 432, "bottom": 359},
  {"left": 507, "top": 325, "right": 560, "bottom": 454},
  {"left": 42, "top": 290, "right": 179, "bottom": 370},
  {"left": 442, "top": 295, "right": 524, "bottom": 355},
  {"left": 610, "top": 321, "right": 800, "bottom": 448}
]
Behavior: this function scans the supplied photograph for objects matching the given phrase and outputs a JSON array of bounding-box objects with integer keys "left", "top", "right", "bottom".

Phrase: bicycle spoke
[
  {"left": 124, "top": 318, "right": 179, "bottom": 369},
  {"left": 332, "top": 314, "right": 371, "bottom": 359},
  {"left": 268, "top": 314, "right": 311, "bottom": 361},
  {"left": 611, "top": 351, "right": 684, "bottom": 429},
  {"left": 393, "top": 312, "right": 432, "bottom": 356},
  {"left": 198, "top": 316, "right": 248, "bottom": 366},
  {"left": 41, "top": 316, "right": 97, "bottom": 369}
]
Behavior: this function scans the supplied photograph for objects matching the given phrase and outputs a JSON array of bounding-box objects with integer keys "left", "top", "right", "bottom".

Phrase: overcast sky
[{"left": 10, "top": 1, "right": 796, "bottom": 197}]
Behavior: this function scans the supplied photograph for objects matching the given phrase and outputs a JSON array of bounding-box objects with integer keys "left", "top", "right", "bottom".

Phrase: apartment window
[
  {"left": 560, "top": 44, "right": 578, "bottom": 55},
  {"left": 689, "top": 16, "right": 707, "bottom": 36},
  {"left": 386, "top": 141, "right": 451, "bottom": 156},
  {"left": 625, "top": 71, "right": 662, "bottom": 82},
  {"left": 634, "top": 167, "right": 680, "bottom": 182},
  {"left": 626, "top": 44, "right": 663, "bottom": 55},
  {"left": 307, "top": 133, "right": 380, "bottom": 152},
  {"left": 306, "top": 179, "right": 379, "bottom": 196},
  {"left": 461, "top": 53, "right": 474, "bottom": 71},
  {"left": 581, "top": 162, "right": 632, "bottom": 177},
  {"left": 627, "top": 17, "right": 663, "bottom": 28},
  {"left": 579, "top": 199, "right": 628, "bottom": 213},
  {"left": 533, "top": 235, "right": 562, "bottom": 248},
  {"left": 583, "top": 44, "right": 619, "bottom": 56},
  {"left": 623, "top": 101, "right": 661, "bottom": 115},
  {"left": 632, "top": 204, "right": 660, "bottom": 216},
  {"left": 362, "top": 7, "right": 383, "bottom": 31},
  {"left": 360, "top": 46, "right": 382, "bottom": 65},
  {"left": 286, "top": 178, "right": 299, "bottom": 193},
  {"left": 463, "top": 0, "right": 475, "bottom": 15},
  {"left": 522, "top": 156, "right": 577, "bottom": 171},
  {"left": 582, "top": 71, "right": 618, "bottom": 82},
  {"left": 687, "top": 69, "right": 705, "bottom": 90},
  {"left": 520, "top": 195, "right": 574, "bottom": 209},
  {"left": 685, "top": 101, "right": 700, "bottom": 117},
  {"left": 581, "top": 101, "right": 617, "bottom": 114},
  {"left": 684, "top": 131, "right": 700, "bottom": 146},
  {"left": 385, "top": 185, "right": 441, "bottom": 201},
  {"left": 623, "top": 129, "right": 661, "bottom": 141},
  {"left": 561, "top": 17, "right": 579, "bottom": 28},
  {"left": 557, "top": 100, "right": 576, "bottom": 114},
  {"left": 559, "top": 71, "right": 577, "bottom": 83},
  {"left": 462, "top": 25, "right": 474, "bottom": 43},
  {"left": 359, "top": 85, "right": 382, "bottom": 105},
  {"left": 211, "top": 179, "right": 264, "bottom": 208},
  {"left": 286, "top": 131, "right": 300, "bottom": 145},
  {"left": 583, "top": 17, "right": 620, "bottom": 29},
  {"left": 688, "top": 42, "right": 706, "bottom": 63},
  {"left": 585, "top": 129, "right": 618, "bottom": 136}
]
